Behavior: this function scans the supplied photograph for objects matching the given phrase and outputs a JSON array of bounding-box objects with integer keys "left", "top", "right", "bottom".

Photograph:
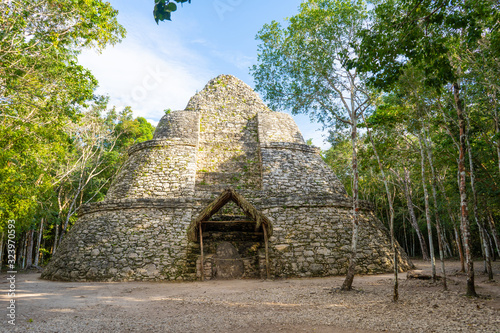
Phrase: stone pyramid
[{"left": 42, "top": 75, "right": 411, "bottom": 281}]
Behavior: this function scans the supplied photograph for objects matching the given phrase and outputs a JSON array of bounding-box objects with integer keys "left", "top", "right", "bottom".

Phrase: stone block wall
[
  {"left": 257, "top": 111, "right": 305, "bottom": 144},
  {"left": 42, "top": 195, "right": 410, "bottom": 282},
  {"left": 260, "top": 203, "right": 411, "bottom": 277},
  {"left": 153, "top": 111, "right": 199, "bottom": 143},
  {"left": 106, "top": 141, "right": 198, "bottom": 199},
  {"left": 260, "top": 143, "right": 347, "bottom": 196},
  {"left": 257, "top": 110, "right": 347, "bottom": 197},
  {"left": 42, "top": 201, "right": 197, "bottom": 281},
  {"left": 106, "top": 111, "right": 200, "bottom": 200},
  {"left": 190, "top": 77, "right": 266, "bottom": 194}
]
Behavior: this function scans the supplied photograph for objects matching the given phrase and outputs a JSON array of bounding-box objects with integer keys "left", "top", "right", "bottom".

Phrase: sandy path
[{"left": 1, "top": 260, "right": 499, "bottom": 332}]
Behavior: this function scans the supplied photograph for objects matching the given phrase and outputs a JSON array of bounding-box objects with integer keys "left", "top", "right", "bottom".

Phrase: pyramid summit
[{"left": 42, "top": 75, "right": 411, "bottom": 281}]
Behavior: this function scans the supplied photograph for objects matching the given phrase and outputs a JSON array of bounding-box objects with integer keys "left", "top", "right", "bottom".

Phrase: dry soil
[{"left": 1, "top": 259, "right": 499, "bottom": 333}]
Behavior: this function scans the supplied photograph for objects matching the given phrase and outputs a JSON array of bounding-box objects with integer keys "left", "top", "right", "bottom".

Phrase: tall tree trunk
[
  {"left": 25, "top": 230, "right": 34, "bottom": 268},
  {"left": 17, "top": 233, "right": 26, "bottom": 269},
  {"left": 53, "top": 221, "right": 59, "bottom": 255},
  {"left": 402, "top": 168, "right": 430, "bottom": 260},
  {"left": 453, "top": 82, "right": 477, "bottom": 297},
  {"left": 417, "top": 131, "right": 437, "bottom": 281},
  {"left": 494, "top": 102, "right": 500, "bottom": 176},
  {"left": 465, "top": 120, "right": 493, "bottom": 280},
  {"left": 0, "top": 232, "right": 4, "bottom": 270},
  {"left": 363, "top": 112, "right": 398, "bottom": 301},
  {"left": 16, "top": 233, "right": 23, "bottom": 268},
  {"left": 442, "top": 229, "right": 453, "bottom": 258},
  {"left": 438, "top": 174, "right": 465, "bottom": 271},
  {"left": 454, "top": 225, "right": 466, "bottom": 271},
  {"left": 485, "top": 229, "right": 496, "bottom": 261},
  {"left": 438, "top": 220, "right": 453, "bottom": 258},
  {"left": 342, "top": 120, "right": 359, "bottom": 291},
  {"left": 487, "top": 208, "right": 500, "bottom": 257},
  {"left": 58, "top": 182, "right": 85, "bottom": 247},
  {"left": 403, "top": 215, "right": 410, "bottom": 255},
  {"left": 34, "top": 218, "right": 44, "bottom": 267},
  {"left": 412, "top": 226, "right": 416, "bottom": 257},
  {"left": 422, "top": 127, "right": 447, "bottom": 289}
]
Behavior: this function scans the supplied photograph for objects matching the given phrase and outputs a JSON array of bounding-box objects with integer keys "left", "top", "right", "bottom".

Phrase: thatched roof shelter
[{"left": 187, "top": 188, "right": 273, "bottom": 242}]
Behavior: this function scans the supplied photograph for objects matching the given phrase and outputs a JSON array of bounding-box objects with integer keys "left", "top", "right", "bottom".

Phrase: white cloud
[
  {"left": 79, "top": 42, "right": 213, "bottom": 123},
  {"left": 77, "top": 6, "right": 216, "bottom": 123},
  {"left": 146, "top": 118, "right": 159, "bottom": 127}
]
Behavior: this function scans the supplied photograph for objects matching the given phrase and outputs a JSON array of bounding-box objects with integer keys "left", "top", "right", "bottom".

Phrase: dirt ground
[{"left": 1, "top": 259, "right": 499, "bottom": 333}]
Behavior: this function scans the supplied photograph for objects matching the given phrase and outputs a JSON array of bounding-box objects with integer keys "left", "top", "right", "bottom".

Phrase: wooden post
[
  {"left": 199, "top": 223, "right": 204, "bottom": 281},
  {"left": 262, "top": 224, "right": 270, "bottom": 280}
]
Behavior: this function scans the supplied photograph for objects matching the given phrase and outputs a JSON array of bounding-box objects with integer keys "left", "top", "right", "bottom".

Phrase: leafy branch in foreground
[{"left": 154, "top": 0, "right": 191, "bottom": 23}]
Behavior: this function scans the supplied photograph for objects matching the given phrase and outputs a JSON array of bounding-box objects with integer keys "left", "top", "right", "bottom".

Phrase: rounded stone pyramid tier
[
  {"left": 105, "top": 74, "right": 348, "bottom": 201},
  {"left": 41, "top": 75, "right": 412, "bottom": 282}
]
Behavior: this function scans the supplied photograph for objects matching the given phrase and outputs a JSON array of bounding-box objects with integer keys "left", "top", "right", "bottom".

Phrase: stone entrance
[
  {"left": 195, "top": 218, "right": 268, "bottom": 280},
  {"left": 190, "top": 189, "right": 273, "bottom": 281},
  {"left": 214, "top": 242, "right": 244, "bottom": 279}
]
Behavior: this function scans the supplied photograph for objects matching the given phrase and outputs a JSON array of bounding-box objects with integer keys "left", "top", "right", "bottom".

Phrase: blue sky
[{"left": 79, "top": 0, "right": 330, "bottom": 149}]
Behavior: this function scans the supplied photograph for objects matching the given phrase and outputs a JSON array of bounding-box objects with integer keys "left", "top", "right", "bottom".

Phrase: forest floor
[{"left": 1, "top": 259, "right": 499, "bottom": 333}]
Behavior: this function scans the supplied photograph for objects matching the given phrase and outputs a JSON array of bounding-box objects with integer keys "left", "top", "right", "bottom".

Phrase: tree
[
  {"left": 251, "top": 0, "right": 372, "bottom": 290},
  {"left": 0, "top": 0, "right": 125, "bottom": 265},
  {"left": 361, "top": 111, "right": 399, "bottom": 301},
  {"left": 52, "top": 100, "right": 155, "bottom": 251},
  {"left": 356, "top": 0, "right": 500, "bottom": 297}
]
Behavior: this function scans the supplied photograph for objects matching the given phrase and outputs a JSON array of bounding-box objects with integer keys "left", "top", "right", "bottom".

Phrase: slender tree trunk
[
  {"left": 454, "top": 225, "right": 466, "bottom": 271},
  {"left": 453, "top": 82, "right": 477, "bottom": 297},
  {"left": 403, "top": 215, "right": 410, "bottom": 255},
  {"left": 465, "top": 124, "right": 493, "bottom": 279},
  {"left": 494, "top": 103, "right": 500, "bottom": 175},
  {"left": 438, "top": 220, "right": 452, "bottom": 258},
  {"left": 485, "top": 229, "right": 495, "bottom": 261},
  {"left": 16, "top": 234, "right": 23, "bottom": 268},
  {"left": 53, "top": 221, "right": 59, "bottom": 255},
  {"left": 478, "top": 230, "right": 487, "bottom": 271},
  {"left": 402, "top": 168, "right": 430, "bottom": 259},
  {"left": 442, "top": 229, "right": 453, "bottom": 259},
  {"left": 59, "top": 182, "right": 86, "bottom": 246},
  {"left": 342, "top": 120, "right": 359, "bottom": 291},
  {"left": 34, "top": 218, "right": 44, "bottom": 267},
  {"left": 389, "top": 190, "right": 398, "bottom": 301},
  {"left": 418, "top": 132, "right": 437, "bottom": 281},
  {"left": 438, "top": 174, "right": 465, "bottom": 270},
  {"left": 363, "top": 112, "right": 398, "bottom": 301},
  {"left": 487, "top": 208, "right": 500, "bottom": 257},
  {"left": 0, "top": 232, "right": 4, "bottom": 270},
  {"left": 25, "top": 230, "right": 34, "bottom": 268},
  {"left": 422, "top": 128, "right": 447, "bottom": 289},
  {"left": 18, "top": 234, "right": 27, "bottom": 269},
  {"left": 412, "top": 226, "right": 416, "bottom": 257}
]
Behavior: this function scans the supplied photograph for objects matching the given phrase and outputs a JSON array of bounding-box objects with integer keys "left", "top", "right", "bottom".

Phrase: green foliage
[
  {"left": 154, "top": 0, "right": 191, "bottom": 23},
  {"left": 323, "top": 136, "right": 353, "bottom": 195},
  {"left": 114, "top": 107, "right": 155, "bottom": 149},
  {"left": 251, "top": 0, "right": 369, "bottom": 128},
  {"left": 357, "top": 0, "right": 499, "bottom": 91},
  {"left": 0, "top": 0, "right": 125, "bottom": 236}
]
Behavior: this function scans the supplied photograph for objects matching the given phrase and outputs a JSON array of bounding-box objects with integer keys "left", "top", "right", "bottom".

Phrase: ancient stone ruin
[{"left": 42, "top": 75, "right": 411, "bottom": 281}]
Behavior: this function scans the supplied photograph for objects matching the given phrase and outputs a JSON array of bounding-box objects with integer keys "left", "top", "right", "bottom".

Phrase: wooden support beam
[
  {"left": 262, "top": 224, "right": 270, "bottom": 280},
  {"left": 199, "top": 223, "right": 204, "bottom": 282}
]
